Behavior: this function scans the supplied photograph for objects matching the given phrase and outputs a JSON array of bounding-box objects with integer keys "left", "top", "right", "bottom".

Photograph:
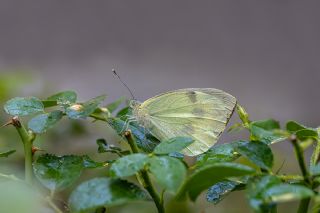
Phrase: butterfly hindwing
[{"left": 134, "top": 88, "right": 237, "bottom": 156}]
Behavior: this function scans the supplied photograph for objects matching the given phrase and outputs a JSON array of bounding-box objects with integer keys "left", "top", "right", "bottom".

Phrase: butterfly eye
[{"left": 129, "top": 100, "right": 140, "bottom": 108}]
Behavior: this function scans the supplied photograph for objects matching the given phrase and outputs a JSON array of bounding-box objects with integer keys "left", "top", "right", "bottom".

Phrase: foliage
[{"left": 0, "top": 90, "right": 320, "bottom": 213}]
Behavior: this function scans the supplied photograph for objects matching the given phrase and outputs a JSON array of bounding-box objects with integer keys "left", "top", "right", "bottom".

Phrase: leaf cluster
[{"left": 1, "top": 92, "right": 320, "bottom": 213}]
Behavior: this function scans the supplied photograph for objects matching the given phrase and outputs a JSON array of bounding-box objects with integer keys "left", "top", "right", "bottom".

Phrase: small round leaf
[
  {"left": 33, "top": 154, "right": 84, "bottom": 191},
  {"left": 68, "top": 177, "right": 148, "bottom": 213},
  {"left": 148, "top": 156, "right": 186, "bottom": 193},
  {"left": 4, "top": 97, "right": 44, "bottom": 116},
  {"left": 28, "top": 110, "right": 63, "bottom": 134},
  {"left": 109, "top": 153, "right": 148, "bottom": 177}
]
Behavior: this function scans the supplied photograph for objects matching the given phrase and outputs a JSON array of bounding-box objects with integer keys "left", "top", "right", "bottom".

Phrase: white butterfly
[{"left": 128, "top": 88, "right": 237, "bottom": 156}]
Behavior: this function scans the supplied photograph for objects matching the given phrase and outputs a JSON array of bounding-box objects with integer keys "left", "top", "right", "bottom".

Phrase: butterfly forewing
[{"left": 135, "top": 88, "right": 236, "bottom": 156}]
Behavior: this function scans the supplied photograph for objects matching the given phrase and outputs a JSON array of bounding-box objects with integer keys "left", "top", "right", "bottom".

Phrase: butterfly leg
[{"left": 120, "top": 117, "right": 136, "bottom": 133}]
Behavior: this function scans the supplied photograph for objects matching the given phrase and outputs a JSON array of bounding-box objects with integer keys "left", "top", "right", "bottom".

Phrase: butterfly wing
[{"left": 138, "top": 88, "right": 236, "bottom": 156}]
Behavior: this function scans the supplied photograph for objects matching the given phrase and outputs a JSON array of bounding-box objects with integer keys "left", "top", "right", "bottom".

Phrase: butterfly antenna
[{"left": 112, "top": 69, "right": 135, "bottom": 100}]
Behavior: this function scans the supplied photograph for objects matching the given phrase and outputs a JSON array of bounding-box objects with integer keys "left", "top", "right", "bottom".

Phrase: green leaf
[
  {"left": 68, "top": 177, "right": 148, "bottom": 213},
  {"left": 250, "top": 119, "right": 284, "bottom": 144},
  {"left": 109, "top": 154, "right": 148, "bottom": 177},
  {"left": 116, "top": 107, "right": 130, "bottom": 120},
  {"left": 96, "top": 138, "right": 127, "bottom": 156},
  {"left": 41, "top": 100, "right": 58, "bottom": 108},
  {"left": 82, "top": 155, "right": 108, "bottom": 169},
  {"left": 252, "top": 119, "right": 280, "bottom": 130},
  {"left": 206, "top": 180, "right": 241, "bottom": 204},
  {"left": 28, "top": 110, "right": 63, "bottom": 134},
  {"left": 246, "top": 175, "right": 313, "bottom": 212},
  {"left": 296, "top": 129, "right": 318, "bottom": 141},
  {"left": 106, "top": 96, "right": 126, "bottom": 113},
  {"left": 153, "top": 137, "right": 194, "bottom": 155},
  {"left": 107, "top": 118, "right": 160, "bottom": 152},
  {"left": 196, "top": 142, "right": 240, "bottom": 166},
  {"left": 177, "top": 162, "right": 255, "bottom": 201},
  {"left": 0, "top": 150, "right": 16, "bottom": 158},
  {"left": 265, "top": 184, "right": 314, "bottom": 203},
  {"left": 66, "top": 95, "right": 106, "bottom": 119},
  {"left": 235, "top": 141, "right": 273, "bottom": 170},
  {"left": 4, "top": 97, "right": 44, "bottom": 116},
  {"left": 148, "top": 156, "right": 186, "bottom": 193},
  {"left": 33, "top": 154, "right": 84, "bottom": 191},
  {"left": 46, "top": 91, "right": 77, "bottom": 106},
  {"left": 286, "top": 120, "right": 308, "bottom": 133},
  {"left": 247, "top": 175, "right": 282, "bottom": 212}
]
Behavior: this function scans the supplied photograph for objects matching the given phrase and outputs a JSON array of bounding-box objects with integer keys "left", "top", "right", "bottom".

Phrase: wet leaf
[
  {"left": 265, "top": 184, "right": 314, "bottom": 203},
  {"left": 246, "top": 176, "right": 313, "bottom": 212},
  {"left": 68, "top": 177, "right": 148, "bottom": 213},
  {"left": 153, "top": 137, "right": 194, "bottom": 155},
  {"left": 46, "top": 91, "right": 77, "bottom": 107},
  {"left": 250, "top": 119, "right": 285, "bottom": 144},
  {"left": 82, "top": 155, "right": 108, "bottom": 169},
  {"left": 66, "top": 95, "right": 106, "bottom": 119},
  {"left": 148, "top": 156, "right": 186, "bottom": 193},
  {"left": 109, "top": 154, "right": 148, "bottom": 177},
  {"left": 177, "top": 162, "right": 255, "bottom": 201},
  {"left": 247, "top": 175, "right": 282, "bottom": 212},
  {"left": 235, "top": 141, "right": 273, "bottom": 170},
  {"left": 206, "top": 180, "right": 240, "bottom": 204},
  {"left": 28, "top": 110, "right": 63, "bottom": 133},
  {"left": 33, "top": 154, "right": 84, "bottom": 191},
  {"left": 196, "top": 142, "right": 240, "bottom": 167},
  {"left": 4, "top": 97, "right": 44, "bottom": 116},
  {"left": 168, "top": 152, "right": 185, "bottom": 159}
]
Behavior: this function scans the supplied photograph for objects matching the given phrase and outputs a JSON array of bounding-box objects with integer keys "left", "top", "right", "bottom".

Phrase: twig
[
  {"left": 290, "top": 135, "right": 312, "bottom": 213},
  {"left": 124, "top": 131, "right": 165, "bottom": 213},
  {"left": 11, "top": 116, "right": 36, "bottom": 184}
]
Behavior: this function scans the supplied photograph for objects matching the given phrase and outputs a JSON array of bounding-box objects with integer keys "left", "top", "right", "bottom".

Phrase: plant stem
[
  {"left": 298, "top": 198, "right": 311, "bottom": 213},
  {"left": 290, "top": 136, "right": 310, "bottom": 185},
  {"left": 12, "top": 117, "right": 35, "bottom": 185},
  {"left": 290, "top": 135, "right": 312, "bottom": 213},
  {"left": 45, "top": 197, "right": 63, "bottom": 213},
  {"left": 124, "top": 131, "right": 165, "bottom": 213},
  {"left": 311, "top": 139, "right": 320, "bottom": 165}
]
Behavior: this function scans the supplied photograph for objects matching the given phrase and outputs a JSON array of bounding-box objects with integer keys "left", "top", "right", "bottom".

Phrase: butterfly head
[
  {"left": 129, "top": 100, "right": 141, "bottom": 109},
  {"left": 129, "top": 100, "right": 151, "bottom": 127}
]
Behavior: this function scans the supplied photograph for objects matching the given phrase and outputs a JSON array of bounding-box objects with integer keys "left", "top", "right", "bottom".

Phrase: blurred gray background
[
  {"left": 0, "top": 1, "right": 319, "bottom": 212},
  {"left": 0, "top": 0, "right": 319, "bottom": 125}
]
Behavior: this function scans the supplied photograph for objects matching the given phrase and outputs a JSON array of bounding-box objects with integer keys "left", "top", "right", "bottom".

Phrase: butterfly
[{"left": 128, "top": 88, "right": 237, "bottom": 156}]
